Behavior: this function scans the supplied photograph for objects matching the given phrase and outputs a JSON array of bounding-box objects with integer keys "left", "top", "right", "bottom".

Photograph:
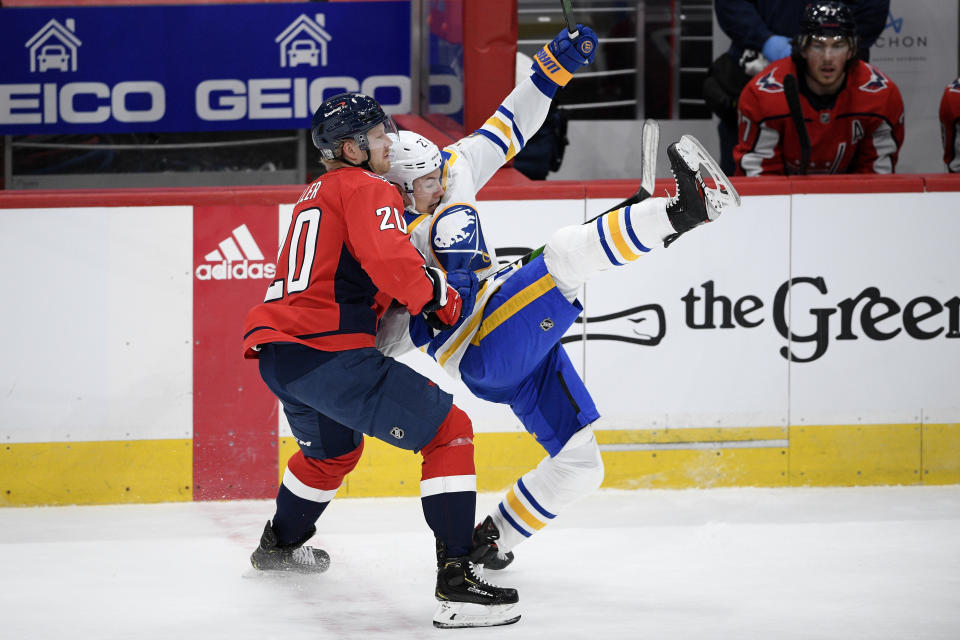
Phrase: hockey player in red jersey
[
  {"left": 242, "top": 92, "right": 519, "bottom": 629},
  {"left": 733, "top": 1, "right": 904, "bottom": 176},
  {"left": 939, "top": 78, "right": 960, "bottom": 172}
]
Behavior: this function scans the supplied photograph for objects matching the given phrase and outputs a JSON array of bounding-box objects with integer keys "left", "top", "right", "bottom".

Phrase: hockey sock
[
  {"left": 490, "top": 427, "right": 603, "bottom": 552},
  {"left": 272, "top": 444, "right": 363, "bottom": 546},
  {"left": 543, "top": 198, "right": 675, "bottom": 302},
  {"left": 420, "top": 404, "right": 477, "bottom": 557},
  {"left": 272, "top": 484, "right": 329, "bottom": 546}
]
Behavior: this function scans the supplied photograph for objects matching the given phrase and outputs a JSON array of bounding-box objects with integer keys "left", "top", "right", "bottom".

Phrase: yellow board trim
[
  {"left": 471, "top": 273, "right": 555, "bottom": 345},
  {"left": 923, "top": 423, "right": 960, "bottom": 485},
  {"left": 505, "top": 487, "right": 547, "bottom": 530},
  {"left": 1, "top": 439, "right": 192, "bottom": 507},
  {"left": 4, "top": 423, "right": 957, "bottom": 507},
  {"left": 596, "top": 426, "right": 788, "bottom": 444},
  {"left": 788, "top": 424, "right": 922, "bottom": 486},
  {"left": 277, "top": 423, "right": 959, "bottom": 499}
]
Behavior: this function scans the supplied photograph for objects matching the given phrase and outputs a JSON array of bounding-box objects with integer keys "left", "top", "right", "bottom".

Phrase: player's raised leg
[{"left": 544, "top": 135, "right": 740, "bottom": 301}]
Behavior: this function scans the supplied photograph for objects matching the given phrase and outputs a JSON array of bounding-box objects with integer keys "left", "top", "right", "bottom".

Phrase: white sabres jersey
[{"left": 376, "top": 75, "right": 554, "bottom": 377}]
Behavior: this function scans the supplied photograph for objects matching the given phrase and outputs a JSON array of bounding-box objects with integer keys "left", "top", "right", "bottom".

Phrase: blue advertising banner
[{"left": 0, "top": 2, "right": 411, "bottom": 134}]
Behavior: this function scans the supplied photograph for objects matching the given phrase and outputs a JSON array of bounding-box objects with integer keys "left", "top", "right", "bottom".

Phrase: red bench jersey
[
  {"left": 735, "top": 58, "right": 904, "bottom": 176},
  {"left": 939, "top": 78, "right": 960, "bottom": 172}
]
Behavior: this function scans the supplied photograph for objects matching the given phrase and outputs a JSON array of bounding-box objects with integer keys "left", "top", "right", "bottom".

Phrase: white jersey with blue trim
[{"left": 375, "top": 75, "right": 555, "bottom": 377}]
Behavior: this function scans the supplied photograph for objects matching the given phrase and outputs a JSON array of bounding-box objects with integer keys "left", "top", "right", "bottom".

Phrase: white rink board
[
  {"left": 788, "top": 192, "right": 960, "bottom": 425},
  {"left": 2, "top": 190, "right": 958, "bottom": 446},
  {"left": 579, "top": 195, "right": 792, "bottom": 429},
  {"left": 0, "top": 207, "right": 193, "bottom": 443}
]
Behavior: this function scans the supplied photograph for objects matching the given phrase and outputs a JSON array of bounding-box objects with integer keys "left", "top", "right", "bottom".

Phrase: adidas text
[{"left": 195, "top": 260, "right": 276, "bottom": 280}]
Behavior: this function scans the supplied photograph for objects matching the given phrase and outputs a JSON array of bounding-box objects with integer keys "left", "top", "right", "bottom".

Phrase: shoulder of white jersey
[
  {"left": 428, "top": 202, "right": 493, "bottom": 274},
  {"left": 403, "top": 208, "right": 430, "bottom": 233},
  {"left": 439, "top": 146, "right": 459, "bottom": 191}
]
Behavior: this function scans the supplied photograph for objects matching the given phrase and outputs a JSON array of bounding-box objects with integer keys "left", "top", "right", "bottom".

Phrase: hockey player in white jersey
[{"left": 378, "top": 25, "right": 740, "bottom": 570}]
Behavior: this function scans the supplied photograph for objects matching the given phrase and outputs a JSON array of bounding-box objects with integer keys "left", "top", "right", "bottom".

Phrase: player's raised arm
[{"left": 451, "top": 24, "right": 598, "bottom": 192}]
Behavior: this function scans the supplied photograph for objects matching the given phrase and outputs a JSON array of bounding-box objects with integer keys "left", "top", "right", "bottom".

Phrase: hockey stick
[
  {"left": 486, "top": 119, "right": 660, "bottom": 278},
  {"left": 560, "top": 0, "right": 579, "bottom": 38},
  {"left": 591, "top": 118, "right": 660, "bottom": 221},
  {"left": 783, "top": 74, "right": 810, "bottom": 175}
]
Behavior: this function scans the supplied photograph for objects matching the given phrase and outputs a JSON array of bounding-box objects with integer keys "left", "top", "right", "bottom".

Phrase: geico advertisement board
[{"left": 0, "top": 2, "right": 410, "bottom": 134}]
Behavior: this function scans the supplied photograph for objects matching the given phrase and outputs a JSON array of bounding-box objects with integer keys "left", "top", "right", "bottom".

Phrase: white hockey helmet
[{"left": 385, "top": 130, "right": 443, "bottom": 195}]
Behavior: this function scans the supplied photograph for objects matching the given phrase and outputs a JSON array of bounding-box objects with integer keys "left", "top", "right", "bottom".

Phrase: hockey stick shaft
[
  {"left": 485, "top": 120, "right": 660, "bottom": 278},
  {"left": 589, "top": 119, "right": 659, "bottom": 221},
  {"left": 560, "top": 0, "right": 579, "bottom": 38},
  {"left": 783, "top": 74, "right": 810, "bottom": 175}
]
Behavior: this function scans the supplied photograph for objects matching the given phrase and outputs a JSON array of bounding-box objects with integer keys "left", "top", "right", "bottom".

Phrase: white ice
[{"left": 2, "top": 486, "right": 959, "bottom": 639}]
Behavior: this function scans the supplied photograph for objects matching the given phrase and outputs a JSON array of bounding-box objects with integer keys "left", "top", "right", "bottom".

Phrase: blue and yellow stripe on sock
[
  {"left": 596, "top": 206, "right": 651, "bottom": 266},
  {"left": 498, "top": 477, "right": 557, "bottom": 538}
]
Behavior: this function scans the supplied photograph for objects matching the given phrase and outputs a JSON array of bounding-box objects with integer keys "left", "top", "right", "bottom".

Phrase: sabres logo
[
  {"left": 431, "top": 204, "right": 492, "bottom": 272},
  {"left": 756, "top": 70, "right": 784, "bottom": 94},
  {"left": 579, "top": 40, "right": 594, "bottom": 56}
]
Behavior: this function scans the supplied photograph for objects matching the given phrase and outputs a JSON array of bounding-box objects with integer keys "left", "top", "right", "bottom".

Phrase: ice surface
[{"left": 2, "top": 486, "right": 958, "bottom": 639}]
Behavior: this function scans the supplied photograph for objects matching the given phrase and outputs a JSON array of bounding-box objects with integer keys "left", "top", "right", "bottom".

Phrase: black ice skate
[
  {"left": 472, "top": 515, "right": 514, "bottom": 570},
  {"left": 249, "top": 521, "right": 330, "bottom": 574},
  {"left": 664, "top": 135, "right": 741, "bottom": 247},
  {"left": 434, "top": 554, "right": 520, "bottom": 628}
]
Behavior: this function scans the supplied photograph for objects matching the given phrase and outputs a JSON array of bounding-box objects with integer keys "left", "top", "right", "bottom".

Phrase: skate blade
[
  {"left": 432, "top": 601, "right": 521, "bottom": 629},
  {"left": 676, "top": 134, "right": 742, "bottom": 220}
]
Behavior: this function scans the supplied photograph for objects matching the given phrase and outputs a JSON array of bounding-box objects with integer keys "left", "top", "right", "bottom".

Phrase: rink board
[{"left": 1, "top": 177, "right": 959, "bottom": 505}]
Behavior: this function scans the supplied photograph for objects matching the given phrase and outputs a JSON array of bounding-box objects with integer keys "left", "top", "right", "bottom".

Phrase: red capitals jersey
[
  {"left": 242, "top": 167, "right": 434, "bottom": 358},
  {"left": 734, "top": 58, "right": 904, "bottom": 176},
  {"left": 939, "top": 78, "right": 960, "bottom": 172}
]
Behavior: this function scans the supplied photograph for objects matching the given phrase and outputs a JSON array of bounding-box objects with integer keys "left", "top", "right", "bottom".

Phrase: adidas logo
[{"left": 195, "top": 224, "right": 276, "bottom": 281}]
